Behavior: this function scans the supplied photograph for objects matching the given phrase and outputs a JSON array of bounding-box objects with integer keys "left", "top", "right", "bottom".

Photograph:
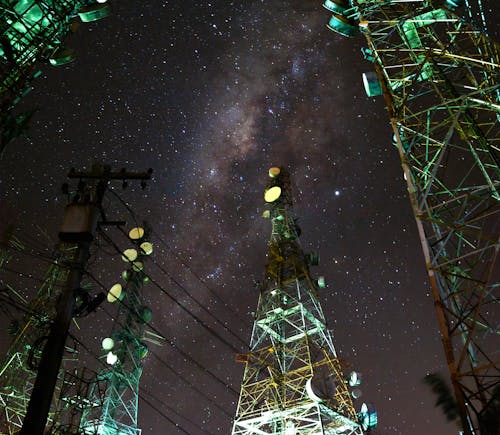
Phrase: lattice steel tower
[
  {"left": 79, "top": 226, "right": 153, "bottom": 435},
  {"left": 323, "top": 1, "right": 499, "bottom": 434},
  {"left": 0, "top": 243, "right": 76, "bottom": 434},
  {"left": 0, "top": 0, "right": 110, "bottom": 154},
  {"left": 232, "top": 167, "right": 376, "bottom": 435}
]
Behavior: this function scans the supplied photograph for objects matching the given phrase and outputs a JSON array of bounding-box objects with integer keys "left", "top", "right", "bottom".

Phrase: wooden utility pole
[{"left": 21, "top": 164, "right": 152, "bottom": 435}]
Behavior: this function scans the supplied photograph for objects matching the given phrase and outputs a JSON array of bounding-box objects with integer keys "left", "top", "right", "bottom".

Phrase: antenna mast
[
  {"left": 323, "top": 1, "right": 499, "bottom": 433},
  {"left": 232, "top": 167, "right": 376, "bottom": 434}
]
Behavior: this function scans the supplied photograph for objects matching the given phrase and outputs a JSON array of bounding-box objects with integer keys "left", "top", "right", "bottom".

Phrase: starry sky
[{"left": 0, "top": 1, "right": 499, "bottom": 434}]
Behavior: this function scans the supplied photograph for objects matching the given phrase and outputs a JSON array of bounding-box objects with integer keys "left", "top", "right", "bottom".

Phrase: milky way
[{"left": 1, "top": 1, "right": 498, "bottom": 434}]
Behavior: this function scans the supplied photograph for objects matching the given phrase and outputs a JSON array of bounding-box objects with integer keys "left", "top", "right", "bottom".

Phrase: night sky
[{"left": 0, "top": 1, "right": 498, "bottom": 434}]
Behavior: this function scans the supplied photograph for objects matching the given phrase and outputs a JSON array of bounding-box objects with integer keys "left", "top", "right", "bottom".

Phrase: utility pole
[{"left": 20, "top": 164, "right": 152, "bottom": 435}]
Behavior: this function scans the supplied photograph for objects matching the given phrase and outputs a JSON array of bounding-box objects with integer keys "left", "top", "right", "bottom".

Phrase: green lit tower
[
  {"left": 0, "top": 244, "right": 76, "bottom": 434},
  {"left": 232, "top": 167, "right": 375, "bottom": 435},
  {"left": 323, "top": 1, "right": 499, "bottom": 434},
  {"left": 0, "top": 0, "right": 110, "bottom": 154},
  {"left": 79, "top": 226, "right": 153, "bottom": 435}
]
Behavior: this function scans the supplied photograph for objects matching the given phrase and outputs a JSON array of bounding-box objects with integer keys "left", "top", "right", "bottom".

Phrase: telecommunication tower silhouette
[
  {"left": 232, "top": 167, "right": 376, "bottom": 435},
  {"left": 323, "top": 1, "right": 499, "bottom": 434}
]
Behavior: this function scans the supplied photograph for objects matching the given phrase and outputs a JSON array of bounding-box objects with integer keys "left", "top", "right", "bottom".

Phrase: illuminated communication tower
[
  {"left": 0, "top": 244, "right": 76, "bottom": 434},
  {"left": 323, "top": 1, "right": 499, "bottom": 434},
  {"left": 79, "top": 226, "right": 153, "bottom": 435},
  {"left": 232, "top": 167, "right": 376, "bottom": 435},
  {"left": 0, "top": 0, "right": 110, "bottom": 153}
]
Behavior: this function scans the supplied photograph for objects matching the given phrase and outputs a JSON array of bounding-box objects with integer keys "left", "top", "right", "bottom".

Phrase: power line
[
  {"left": 134, "top": 245, "right": 248, "bottom": 348},
  {"left": 149, "top": 351, "right": 234, "bottom": 419},
  {"left": 68, "top": 333, "right": 192, "bottom": 435},
  {"left": 139, "top": 383, "right": 215, "bottom": 435},
  {"left": 1, "top": 261, "right": 226, "bottom": 433},
  {"left": 98, "top": 301, "right": 235, "bottom": 419},
  {"left": 85, "top": 270, "right": 239, "bottom": 397},
  {"left": 151, "top": 227, "right": 249, "bottom": 324},
  {"left": 98, "top": 229, "right": 243, "bottom": 355},
  {"left": 108, "top": 189, "right": 249, "bottom": 326}
]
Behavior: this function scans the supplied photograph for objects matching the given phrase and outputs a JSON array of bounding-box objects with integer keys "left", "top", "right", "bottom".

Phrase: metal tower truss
[
  {"left": 232, "top": 167, "right": 371, "bottom": 435},
  {"left": 48, "top": 368, "right": 108, "bottom": 435},
  {"left": 79, "top": 226, "right": 153, "bottom": 435},
  {"left": 323, "top": 1, "right": 499, "bottom": 434},
  {"left": 0, "top": 0, "right": 110, "bottom": 151},
  {"left": 0, "top": 243, "right": 77, "bottom": 434}
]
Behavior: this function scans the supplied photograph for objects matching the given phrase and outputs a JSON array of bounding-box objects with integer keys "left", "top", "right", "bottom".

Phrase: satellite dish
[
  {"left": 326, "top": 13, "right": 358, "bottom": 38},
  {"left": 351, "top": 388, "right": 362, "bottom": 399},
  {"left": 268, "top": 167, "right": 281, "bottom": 178},
  {"left": 284, "top": 421, "right": 296, "bottom": 435},
  {"left": 107, "top": 283, "right": 123, "bottom": 303},
  {"left": 102, "top": 337, "right": 114, "bottom": 351},
  {"left": 139, "top": 343, "right": 149, "bottom": 359},
  {"left": 139, "top": 306, "right": 153, "bottom": 324},
  {"left": 323, "top": 0, "right": 348, "bottom": 13},
  {"left": 122, "top": 248, "right": 138, "bottom": 262},
  {"left": 349, "top": 371, "right": 362, "bottom": 386},
  {"left": 305, "top": 371, "right": 336, "bottom": 403},
  {"left": 129, "top": 227, "right": 145, "bottom": 240},
  {"left": 308, "top": 252, "right": 320, "bottom": 266},
  {"left": 140, "top": 241, "right": 153, "bottom": 255},
  {"left": 132, "top": 261, "right": 143, "bottom": 272},
  {"left": 264, "top": 186, "right": 282, "bottom": 203},
  {"left": 359, "top": 403, "right": 378, "bottom": 430},
  {"left": 78, "top": 3, "right": 110, "bottom": 22},
  {"left": 106, "top": 351, "right": 118, "bottom": 365},
  {"left": 306, "top": 378, "right": 324, "bottom": 403},
  {"left": 49, "top": 48, "right": 75, "bottom": 66}
]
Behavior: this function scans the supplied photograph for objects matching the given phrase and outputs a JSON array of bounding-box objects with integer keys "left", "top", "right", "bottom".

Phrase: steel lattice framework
[
  {"left": 79, "top": 228, "right": 152, "bottom": 435},
  {"left": 0, "top": 243, "right": 77, "bottom": 434},
  {"left": 323, "top": 1, "right": 499, "bottom": 434},
  {"left": 0, "top": 0, "right": 109, "bottom": 153},
  {"left": 232, "top": 167, "right": 370, "bottom": 435}
]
